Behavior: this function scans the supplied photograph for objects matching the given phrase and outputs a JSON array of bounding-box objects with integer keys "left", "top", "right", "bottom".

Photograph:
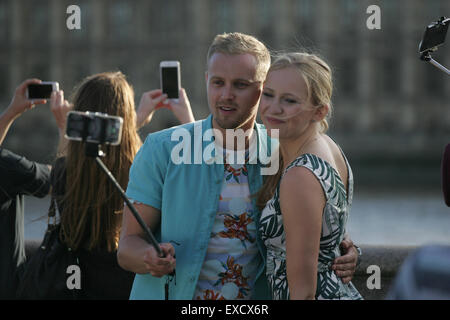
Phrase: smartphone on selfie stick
[
  {"left": 387, "top": 16, "right": 450, "bottom": 301},
  {"left": 160, "top": 61, "right": 181, "bottom": 103},
  {"left": 65, "top": 112, "right": 165, "bottom": 257},
  {"left": 65, "top": 111, "right": 174, "bottom": 299},
  {"left": 418, "top": 17, "right": 450, "bottom": 206},
  {"left": 419, "top": 16, "right": 450, "bottom": 75}
]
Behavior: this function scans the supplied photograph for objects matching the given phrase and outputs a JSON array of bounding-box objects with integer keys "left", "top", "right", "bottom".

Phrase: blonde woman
[{"left": 257, "top": 53, "right": 362, "bottom": 300}]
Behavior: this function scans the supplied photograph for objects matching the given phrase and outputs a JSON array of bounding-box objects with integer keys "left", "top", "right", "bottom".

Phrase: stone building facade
[{"left": 0, "top": 0, "right": 449, "bottom": 187}]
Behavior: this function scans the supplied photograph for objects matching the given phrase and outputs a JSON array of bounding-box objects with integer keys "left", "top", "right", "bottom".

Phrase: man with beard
[{"left": 118, "top": 32, "right": 360, "bottom": 300}]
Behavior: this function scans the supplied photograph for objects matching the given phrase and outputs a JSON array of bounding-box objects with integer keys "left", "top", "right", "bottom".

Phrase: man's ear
[{"left": 313, "top": 104, "right": 329, "bottom": 122}]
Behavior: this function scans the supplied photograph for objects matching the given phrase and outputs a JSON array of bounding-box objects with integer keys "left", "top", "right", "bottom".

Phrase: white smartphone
[
  {"left": 26, "top": 81, "right": 59, "bottom": 100},
  {"left": 160, "top": 61, "right": 180, "bottom": 103}
]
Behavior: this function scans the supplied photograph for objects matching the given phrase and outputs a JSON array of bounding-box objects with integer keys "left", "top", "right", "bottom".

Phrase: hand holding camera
[
  {"left": 0, "top": 79, "right": 60, "bottom": 145},
  {"left": 7, "top": 79, "right": 48, "bottom": 118}
]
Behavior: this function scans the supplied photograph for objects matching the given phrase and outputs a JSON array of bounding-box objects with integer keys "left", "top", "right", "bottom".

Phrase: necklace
[{"left": 283, "top": 133, "right": 320, "bottom": 170}]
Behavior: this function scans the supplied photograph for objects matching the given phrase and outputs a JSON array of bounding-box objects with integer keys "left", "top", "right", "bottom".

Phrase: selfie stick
[
  {"left": 84, "top": 142, "right": 164, "bottom": 258},
  {"left": 421, "top": 53, "right": 450, "bottom": 76}
]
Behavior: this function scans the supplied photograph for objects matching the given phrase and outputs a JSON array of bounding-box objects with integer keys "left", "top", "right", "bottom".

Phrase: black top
[
  {"left": 51, "top": 157, "right": 134, "bottom": 300},
  {"left": 0, "top": 147, "right": 51, "bottom": 299}
]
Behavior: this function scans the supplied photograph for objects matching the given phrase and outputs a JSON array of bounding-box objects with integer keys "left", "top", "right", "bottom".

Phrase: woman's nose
[{"left": 266, "top": 99, "right": 283, "bottom": 114}]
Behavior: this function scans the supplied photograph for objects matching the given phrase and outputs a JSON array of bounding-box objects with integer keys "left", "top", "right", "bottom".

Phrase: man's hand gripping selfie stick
[{"left": 85, "top": 143, "right": 175, "bottom": 299}]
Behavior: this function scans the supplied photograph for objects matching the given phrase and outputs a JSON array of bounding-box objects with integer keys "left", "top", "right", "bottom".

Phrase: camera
[
  {"left": 26, "top": 82, "right": 59, "bottom": 100},
  {"left": 65, "top": 111, "right": 123, "bottom": 146}
]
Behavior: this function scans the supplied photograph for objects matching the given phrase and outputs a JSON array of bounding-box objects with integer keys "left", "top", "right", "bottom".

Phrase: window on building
[
  {"left": 28, "top": 1, "right": 50, "bottom": 44},
  {"left": 24, "top": 57, "right": 50, "bottom": 84},
  {"left": 0, "top": 1, "right": 8, "bottom": 41},
  {"left": 109, "top": 1, "right": 134, "bottom": 41},
  {"left": 380, "top": 1, "right": 400, "bottom": 98},
  {"left": 0, "top": 63, "right": 9, "bottom": 101},
  {"left": 215, "top": 0, "right": 234, "bottom": 33},
  {"left": 292, "top": 0, "right": 314, "bottom": 47}
]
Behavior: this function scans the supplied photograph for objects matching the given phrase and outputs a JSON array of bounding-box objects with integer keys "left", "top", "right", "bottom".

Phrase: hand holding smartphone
[{"left": 160, "top": 61, "right": 181, "bottom": 103}]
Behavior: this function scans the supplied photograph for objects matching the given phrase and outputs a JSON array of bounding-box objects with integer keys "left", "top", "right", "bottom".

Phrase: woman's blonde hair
[
  {"left": 269, "top": 52, "right": 333, "bottom": 133},
  {"left": 58, "top": 72, "right": 142, "bottom": 252},
  {"left": 256, "top": 52, "right": 334, "bottom": 210}
]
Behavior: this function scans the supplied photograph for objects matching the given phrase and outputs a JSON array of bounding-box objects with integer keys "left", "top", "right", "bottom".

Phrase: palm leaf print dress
[{"left": 259, "top": 153, "right": 363, "bottom": 300}]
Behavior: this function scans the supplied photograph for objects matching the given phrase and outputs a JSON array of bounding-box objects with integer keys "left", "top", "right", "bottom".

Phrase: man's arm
[
  {"left": 117, "top": 203, "right": 175, "bottom": 277},
  {"left": 332, "top": 234, "right": 360, "bottom": 283}
]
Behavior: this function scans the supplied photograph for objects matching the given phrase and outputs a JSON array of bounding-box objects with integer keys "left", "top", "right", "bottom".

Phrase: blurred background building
[{"left": 0, "top": 0, "right": 449, "bottom": 191}]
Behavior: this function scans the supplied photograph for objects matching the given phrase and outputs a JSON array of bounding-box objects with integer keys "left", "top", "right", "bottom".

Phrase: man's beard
[{"left": 214, "top": 116, "right": 246, "bottom": 130}]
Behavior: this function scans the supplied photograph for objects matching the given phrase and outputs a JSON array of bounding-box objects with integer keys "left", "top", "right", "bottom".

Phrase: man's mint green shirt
[{"left": 125, "top": 115, "right": 276, "bottom": 300}]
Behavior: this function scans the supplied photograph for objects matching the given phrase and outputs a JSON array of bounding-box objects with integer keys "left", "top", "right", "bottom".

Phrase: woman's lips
[{"left": 265, "top": 116, "right": 285, "bottom": 124}]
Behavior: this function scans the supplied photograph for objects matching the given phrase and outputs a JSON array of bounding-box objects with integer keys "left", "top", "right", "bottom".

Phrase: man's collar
[{"left": 201, "top": 114, "right": 272, "bottom": 165}]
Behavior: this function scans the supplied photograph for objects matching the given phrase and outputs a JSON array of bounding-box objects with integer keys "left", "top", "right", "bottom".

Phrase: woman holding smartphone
[
  {"left": 9, "top": 72, "right": 194, "bottom": 299},
  {"left": 48, "top": 72, "right": 194, "bottom": 299}
]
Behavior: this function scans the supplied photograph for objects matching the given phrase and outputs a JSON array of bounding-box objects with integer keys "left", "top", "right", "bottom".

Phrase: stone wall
[
  {"left": 352, "top": 245, "right": 416, "bottom": 300},
  {"left": 23, "top": 241, "right": 418, "bottom": 300}
]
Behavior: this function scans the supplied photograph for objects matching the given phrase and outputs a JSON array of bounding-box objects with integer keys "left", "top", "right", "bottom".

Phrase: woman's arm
[
  {"left": 49, "top": 91, "right": 72, "bottom": 156},
  {"left": 136, "top": 88, "right": 195, "bottom": 129},
  {"left": 279, "top": 166, "right": 325, "bottom": 300}
]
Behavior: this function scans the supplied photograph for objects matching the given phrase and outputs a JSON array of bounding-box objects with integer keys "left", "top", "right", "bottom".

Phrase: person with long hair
[
  {"left": 257, "top": 52, "right": 363, "bottom": 299},
  {"left": 18, "top": 71, "right": 194, "bottom": 299}
]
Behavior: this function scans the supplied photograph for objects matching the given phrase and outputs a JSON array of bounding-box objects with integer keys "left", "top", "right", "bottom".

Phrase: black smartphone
[
  {"left": 160, "top": 61, "right": 180, "bottom": 101},
  {"left": 26, "top": 82, "right": 59, "bottom": 99},
  {"left": 419, "top": 17, "right": 449, "bottom": 53}
]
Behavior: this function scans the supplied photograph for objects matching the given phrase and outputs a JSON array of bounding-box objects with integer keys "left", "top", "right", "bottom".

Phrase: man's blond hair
[{"left": 207, "top": 32, "right": 270, "bottom": 81}]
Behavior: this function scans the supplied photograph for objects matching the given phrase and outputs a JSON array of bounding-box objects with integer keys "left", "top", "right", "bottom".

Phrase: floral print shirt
[{"left": 194, "top": 149, "right": 261, "bottom": 300}]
